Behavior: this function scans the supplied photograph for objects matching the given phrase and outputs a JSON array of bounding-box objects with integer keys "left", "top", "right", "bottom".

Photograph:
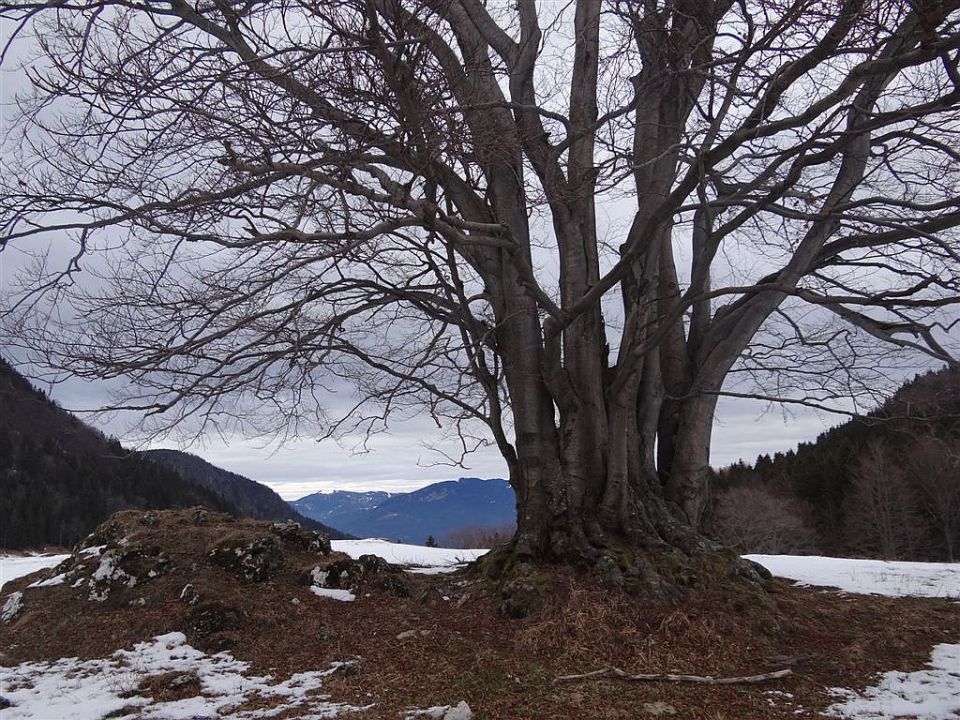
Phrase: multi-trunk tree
[{"left": 2, "top": 0, "right": 958, "bottom": 590}]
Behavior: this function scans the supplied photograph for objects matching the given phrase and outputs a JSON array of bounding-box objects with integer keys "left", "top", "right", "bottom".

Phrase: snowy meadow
[{"left": 2, "top": 545, "right": 958, "bottom": 719}]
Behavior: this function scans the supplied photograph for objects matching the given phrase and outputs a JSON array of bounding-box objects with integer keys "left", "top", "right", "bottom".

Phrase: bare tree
[
  {"left": 713, "top": 483, "right": 818, "bottom": 555},
  {"left": 2, "top": 0, "right": 959, "bottom": 591},
  {"left": 442, "top": 523, "right": 516, "bottom": 550},
  {"left": 907, "top": 435, "right": 960, "bottom": 561},
  {"left": 844, "top": 441, "right": 926, "bottom": 559}
]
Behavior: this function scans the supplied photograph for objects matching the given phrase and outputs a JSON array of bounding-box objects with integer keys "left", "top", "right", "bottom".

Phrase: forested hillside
[
  {"left": 141, "top": 449, "right": 351, "bottom": 539},
  {"left": 0, "top": 358, "right": 235, "bottom": 548},
  {"left": 713, "top": 368, "right": 960, "bottom": 561}
]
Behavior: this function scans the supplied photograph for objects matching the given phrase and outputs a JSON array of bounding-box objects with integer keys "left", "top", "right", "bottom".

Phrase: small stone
[
  {"left": 641, "top": 701, "right": 677, "bottom": 716},
  {"left": 139, "top": 512, "right": 159, "bottom": 526},
  {"left": 444, "top": 702, "right": 474, "bottom": 720},
  {"left": 310, "top": 566, "right": 331, "bottom": 588},
  {"left": 316, "top": 626, "right": 338, "bottom": 642},
  {"left": 270, "top": 520, "right": 330, "bottom": 554},
  {"left": 309, "top": 534, "right": 332, "bottom": 554},
  {"left": 167, "top": 672, "right": 199, "bottom": 689},
  {"left": 1, "top": 592, "right": 23, "bottom": 624},
  {"left": 404, "top": 701, "right": 473, "bottom": 720},
  {"left": 404, "top": 707, "right": 446, "bottom": 719},
  {"left": 268, "top": 520, "right": 303, "bottom": 542},
  {"left": 397, "top": 628, "right": 432, "bottom": 640},
  {"left": 373, "top": 573, "right": 411, "bottom": 597},
  {"left": 358, "top": 554, "right": 392, "bottom": 574},
  {"left": 329, "top": 660, "right": 359, "bottom": 677},
  {"left": 179, "top": 584, "right": 199, "bottom": 605},
  {"left": 89, "top": 550, "right": 136, "bottom": 601},
  {"left": 129, "top": 597, "right": 146, "bottom": 607},
  {"left": 208, "top": 535, "right": 283, "bottom": 582}
]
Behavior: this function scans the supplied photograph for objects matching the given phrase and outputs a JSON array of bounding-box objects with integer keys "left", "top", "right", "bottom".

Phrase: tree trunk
[
  {"left": 664, "top": 394, "right": 720, "bottom": 527},
  {"left": 482, "top": 348, "right": 767, "bottom": 615}
]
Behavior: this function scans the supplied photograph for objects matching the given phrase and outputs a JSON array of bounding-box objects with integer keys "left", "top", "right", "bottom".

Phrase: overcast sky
[
  {"left": 27, "top": 366, "right": 843, "bottom": 500},
  {"left": 0, "top": 9, "right": 933, "bottom": 502}
]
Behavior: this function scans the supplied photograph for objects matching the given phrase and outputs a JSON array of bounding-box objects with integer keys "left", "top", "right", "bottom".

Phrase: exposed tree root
[{"left": 471, "top": 536, "right": 775, "bottom": 619}]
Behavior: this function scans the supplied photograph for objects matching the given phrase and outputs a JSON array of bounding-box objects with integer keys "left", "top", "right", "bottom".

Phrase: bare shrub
[
  {"left": 844, "top": 442, "right": 926, "bottom": 560},
  {"left": 714, "top": 483, "right": 818, "bottom": 555},
  {"left": 441, "top": 523, "right": 516, "bottom": 550},
  {"left": 906, "top": 436, "right": 960, "bottom": 562}
]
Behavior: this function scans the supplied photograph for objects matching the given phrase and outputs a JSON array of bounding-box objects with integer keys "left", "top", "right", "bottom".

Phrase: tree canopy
[{"left": 2, "top": 0, "right": 958, "bottom": 577}]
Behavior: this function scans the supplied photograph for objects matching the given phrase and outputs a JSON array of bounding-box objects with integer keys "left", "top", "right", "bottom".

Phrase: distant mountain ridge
[
  {"left": 291, "top": 490, "right": 393, "bottom": 526},
  {"left": 140, "top": 449, "right": 351, "bottom": 540},
  {"left": 291, "top": 477, "right": 515, "bottom": 544}
]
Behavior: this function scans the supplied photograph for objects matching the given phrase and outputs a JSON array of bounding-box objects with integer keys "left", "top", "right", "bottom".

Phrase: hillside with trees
[
  {"left": 142, "top": 449, "right": 350, "bottom": 539},
  {"left": 0, "top": 358, "right": 236, "bottom": 548},
  {"left": 712, "top": 368, "right": 960, "bottom": 561}
]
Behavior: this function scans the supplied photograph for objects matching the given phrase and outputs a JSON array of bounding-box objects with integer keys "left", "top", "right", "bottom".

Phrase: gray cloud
[
  {"left": 161, "top": 397, "right": 838, "bottom": 500},
  {"left": 33, "top": 372, "right": 840, "bottom": 500}
]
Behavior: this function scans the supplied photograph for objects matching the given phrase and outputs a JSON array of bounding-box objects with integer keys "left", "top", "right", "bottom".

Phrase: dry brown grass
[{"left": 2, "top": 509, "right": 958, "bottom": 719}]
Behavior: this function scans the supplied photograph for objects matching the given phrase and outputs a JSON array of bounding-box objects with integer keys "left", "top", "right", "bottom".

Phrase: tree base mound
[{"left": 476, "top": 536, "right": 774, "bottom": 619}]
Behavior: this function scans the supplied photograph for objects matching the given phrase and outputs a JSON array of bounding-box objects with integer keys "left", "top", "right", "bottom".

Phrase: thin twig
[{"left": 553, "top": 667, "right": 793, "bottom": 686}]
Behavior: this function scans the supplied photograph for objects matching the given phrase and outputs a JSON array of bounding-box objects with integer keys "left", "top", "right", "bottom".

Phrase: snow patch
[
  {"left": 331, "top": 540, "right": 483, "bottom": 573},
  {"left": 405, "top": 701, "right": 473, "bottom": 719},
  {"left": 310, "top": 586, "right": 356, "bottom": 602},
  {"left": 88, "top": 550, "right": 136, "bottom": 601},
  {"left": 0, "top": 554, "right": 69, "bottom": 591},
  {"left": 826, "top": 643, "right": 960, "bottom": 719},
  {"left": 310, "top": 566, "right": 330, "bottom": 587},
  {"left": 0, "top": 632, "right": 370, "bottom": 719},
  {"left": 28, "top": 571, "right": 69, "bottom": 588}
]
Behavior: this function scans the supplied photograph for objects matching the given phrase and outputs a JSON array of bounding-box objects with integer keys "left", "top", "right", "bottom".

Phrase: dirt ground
[{"left": 2, "top": 508, "right": 957, "bottom": 719}]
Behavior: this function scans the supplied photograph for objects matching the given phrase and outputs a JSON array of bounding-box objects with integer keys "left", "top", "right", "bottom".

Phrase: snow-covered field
[
  {"left": 0, "top": 553, "right": 70, "bottom": 591},
  {"left": 2, "top": 545, "right": 959, "bottom": 719},
  {"left": 746, "top": 554, "right": 960, "bottom": 599},
  {"left": 331, "top": 539, "right": 485, "bottom": 573}
]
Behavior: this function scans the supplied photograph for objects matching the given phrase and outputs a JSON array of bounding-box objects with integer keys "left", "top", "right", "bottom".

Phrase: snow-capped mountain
[
  {"left": 291, "top": 490, "right": 393, "bottom": 526},
  {"left": 291, "top": 478, "right": 515, "bottom": 544}
]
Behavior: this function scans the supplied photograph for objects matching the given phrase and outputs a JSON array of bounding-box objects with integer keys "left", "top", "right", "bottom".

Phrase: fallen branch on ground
[{"left": 552, "top": 667, "right": 793, "bottom": 686}]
